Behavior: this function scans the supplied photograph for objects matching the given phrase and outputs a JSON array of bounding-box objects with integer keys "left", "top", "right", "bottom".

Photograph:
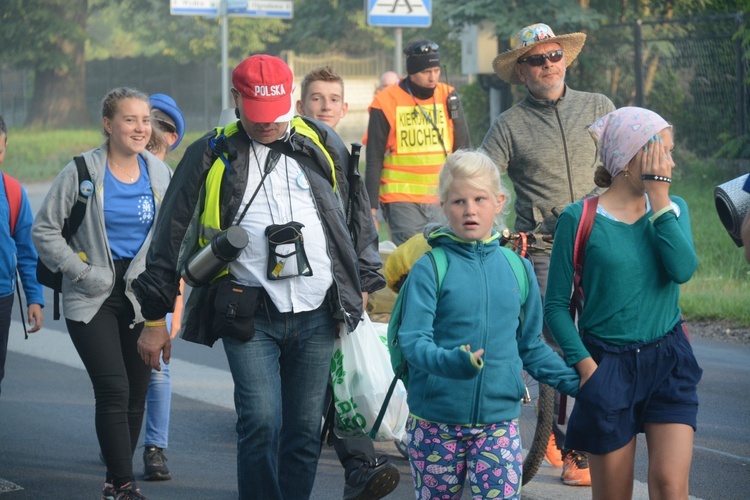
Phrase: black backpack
[{"left": 36, "top": 156, "right": 91, "bottom": 320}]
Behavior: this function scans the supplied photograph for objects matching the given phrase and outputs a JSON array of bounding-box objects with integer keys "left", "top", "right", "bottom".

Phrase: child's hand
[{"left": 465, "top": 344, "right": 484, "bottom": 362}]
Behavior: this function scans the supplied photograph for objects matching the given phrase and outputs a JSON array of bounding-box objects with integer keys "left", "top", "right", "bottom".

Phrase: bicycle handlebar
[{"left": 500, "top": 227, "right": 554, "bottom": 257}]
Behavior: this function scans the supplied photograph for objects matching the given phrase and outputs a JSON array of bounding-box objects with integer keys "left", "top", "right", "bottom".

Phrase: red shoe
[
  {"left": 561, "top": 450, "right": 591, "bottom": 486},
  {"left": 545, "top": 433, "right": 563, "bottom": 467}
]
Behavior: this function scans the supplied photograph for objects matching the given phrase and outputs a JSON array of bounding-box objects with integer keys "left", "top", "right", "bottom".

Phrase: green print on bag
[
  {"left": 330, "top": 314, "right": 409, "bottom": 441},
  {"left": 333, "top": 392, "right": 368, "bottom": 434},
  {"left": 330, "top": 348, "right": 346, "bottom": 385},
  {"left": 331, "top": 347, "right": 369, "bottom": 433}
]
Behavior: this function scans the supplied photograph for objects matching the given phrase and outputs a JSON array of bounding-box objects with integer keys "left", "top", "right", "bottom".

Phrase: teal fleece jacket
[{"left": 398, "top": 229, "right": 580, "bottom": 426}]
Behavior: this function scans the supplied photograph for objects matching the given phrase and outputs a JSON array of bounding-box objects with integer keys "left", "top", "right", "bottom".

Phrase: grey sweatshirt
[
  {"left": 481, "top": 86, "right": 615, "bottom": 247},
  {"left": 32, "top": 146, "right": 172, "bottom": 324}
]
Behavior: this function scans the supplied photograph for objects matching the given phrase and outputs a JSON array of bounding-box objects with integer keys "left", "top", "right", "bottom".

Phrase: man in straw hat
[{"left": 481, "top": 22, "right": 615, "bottom": 487}]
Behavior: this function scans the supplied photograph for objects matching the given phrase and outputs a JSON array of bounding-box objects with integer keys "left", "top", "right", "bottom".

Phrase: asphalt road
[{"left": 1, "top": 312, "right": 749, "bottom": 499}]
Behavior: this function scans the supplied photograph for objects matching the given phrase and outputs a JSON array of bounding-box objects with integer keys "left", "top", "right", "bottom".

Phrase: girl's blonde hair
[{"left": 438, "top": 149, "right": 511, "bottom": 229}]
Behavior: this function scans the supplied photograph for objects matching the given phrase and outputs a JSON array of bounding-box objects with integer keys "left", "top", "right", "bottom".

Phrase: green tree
[
  {"left": 0, "top": 0, "right": 89, "bottom": 127},
  {"left": 0, "top": 0, "right": 289, "bottom": 128}
]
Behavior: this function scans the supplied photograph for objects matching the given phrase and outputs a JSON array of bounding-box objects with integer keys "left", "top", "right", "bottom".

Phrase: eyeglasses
[
  {"left": 517, "top": 49, "right": 563, "bottom": 66},
  {"left": 407, "top": 42, "right": 439, "bottom": 56}
]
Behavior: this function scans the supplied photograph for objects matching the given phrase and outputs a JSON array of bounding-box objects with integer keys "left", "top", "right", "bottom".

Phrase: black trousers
[
  {"left": 66, "top": 260, "right": 151, "bottom": 487},
  {"left": 325, "top": 378, "right": 377, "bottom": 478},
  {"left": 0, "top": 293, "right": 15, "bottom": 396}
]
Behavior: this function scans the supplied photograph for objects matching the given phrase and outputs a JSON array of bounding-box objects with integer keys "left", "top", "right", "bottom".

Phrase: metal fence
[
  {"left": 282, "top": 51, "right": 394, "bottom": 80},
  {"left": 565, "top": 13, "right": 748, "bottom": 157}
]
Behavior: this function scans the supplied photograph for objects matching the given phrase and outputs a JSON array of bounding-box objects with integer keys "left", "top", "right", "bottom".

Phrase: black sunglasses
[
  {"left": 517, "top": 49, "right": 564, "bottom": 66},
  {"left": 407, "top": 42, "right": 439, "bottom": 56}
]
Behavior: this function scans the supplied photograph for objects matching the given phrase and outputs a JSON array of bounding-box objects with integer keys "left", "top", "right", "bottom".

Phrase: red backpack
[
  {"left": 3, "top": 172, "right": 28, "bottom": 337},
  {"left": 3, "top": 172, "right": 22, "bottom": 237}
]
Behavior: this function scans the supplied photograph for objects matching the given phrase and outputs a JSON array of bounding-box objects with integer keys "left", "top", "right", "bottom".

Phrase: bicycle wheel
[{"left": 519, "top": 371, "right": 555, "bottom": 485}]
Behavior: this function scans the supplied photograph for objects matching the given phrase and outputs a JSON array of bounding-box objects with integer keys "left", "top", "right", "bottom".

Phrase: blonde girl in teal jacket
[{"left": 398, "top": 149, "right": 580, "bottom": 499}]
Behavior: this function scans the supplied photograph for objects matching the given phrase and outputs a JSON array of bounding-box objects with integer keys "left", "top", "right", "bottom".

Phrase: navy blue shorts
[{"left": 564, "top": 321, "right": 703, "bottom": 455}]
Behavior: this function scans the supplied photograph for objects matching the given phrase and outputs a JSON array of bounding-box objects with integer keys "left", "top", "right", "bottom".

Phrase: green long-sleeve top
[{"left": 544, "top": 196, "right": 697, "bottom": 365}]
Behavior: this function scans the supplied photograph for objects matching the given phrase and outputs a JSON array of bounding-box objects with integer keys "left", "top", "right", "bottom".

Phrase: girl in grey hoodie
[{"left": 32, "top": 87, "right": 172, "bottom": 500}]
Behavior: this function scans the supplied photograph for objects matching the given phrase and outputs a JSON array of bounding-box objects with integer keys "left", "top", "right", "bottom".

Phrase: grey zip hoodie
[
  {"left": 32, "top": 146, "right": 172, "bottom": 324},
  {"left": 482, "top": 86, "right": 615, "bottom": 245}
]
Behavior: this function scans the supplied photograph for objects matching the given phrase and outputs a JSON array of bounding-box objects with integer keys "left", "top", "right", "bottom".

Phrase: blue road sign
[
  {"left": 170, "top": 0, "right": 292, "bottom": 19},
  {"left": 171, "top": 0, "right": 219, "bottom": 16},
  {"left": 367, "top": 0, "right": 432, "bottom": 28},
  {"left": 230, "top": 1, "right": 293, "bottom": 18}
]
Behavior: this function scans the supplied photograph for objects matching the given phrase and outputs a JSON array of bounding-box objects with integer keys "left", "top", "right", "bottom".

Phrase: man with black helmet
[{"left": 365, "top": 40, "right": 471, "bottom": 245}]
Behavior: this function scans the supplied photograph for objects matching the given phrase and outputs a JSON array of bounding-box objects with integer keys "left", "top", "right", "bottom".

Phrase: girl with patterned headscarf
[{"left": 544, "top": 107, "right": 702, "bottom": 500}]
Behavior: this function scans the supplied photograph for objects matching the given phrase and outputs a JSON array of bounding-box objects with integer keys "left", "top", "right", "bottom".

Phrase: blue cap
[{"left": 149, "top": 93, "right": 185, "bottom": 150}]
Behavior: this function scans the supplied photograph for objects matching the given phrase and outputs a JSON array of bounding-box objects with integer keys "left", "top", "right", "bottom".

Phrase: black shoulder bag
[{"left": 37, "top": 156, "right": 92, "bottom": 320}]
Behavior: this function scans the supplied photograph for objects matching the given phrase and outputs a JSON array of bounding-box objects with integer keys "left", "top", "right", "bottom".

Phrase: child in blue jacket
[
  {"left": 0, "top": 115, "right": 44, "bottom": 396},
  {"left": 397, "top": 149, "right": 580, "bottom": 499}
]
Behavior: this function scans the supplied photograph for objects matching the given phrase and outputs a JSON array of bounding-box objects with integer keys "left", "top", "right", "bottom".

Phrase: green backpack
[
  {"left": 370, "top": 245, "right": 529, "bottom": 439},
  {"left": 386, "top": 245, "right": 529, "bottom": 389}
]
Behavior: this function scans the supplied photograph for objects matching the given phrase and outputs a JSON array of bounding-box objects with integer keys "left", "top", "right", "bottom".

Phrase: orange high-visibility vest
[{"left": 370, "top": 82, "right": 455, "bottom": 204}]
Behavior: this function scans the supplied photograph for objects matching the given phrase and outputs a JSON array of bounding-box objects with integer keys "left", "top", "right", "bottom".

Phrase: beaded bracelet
[
  {"left": 642, "top": 174, "right": 671, "bottom": 183},
  {"left": 144, "top": 320, "right": 167, "bottom": 327},
  {"left": 72, "top": 264, "right": 92, "bottom": 283}
]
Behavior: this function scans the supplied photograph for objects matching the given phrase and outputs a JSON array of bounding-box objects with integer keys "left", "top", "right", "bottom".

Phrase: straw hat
[{"left": 492, "top": 23, "right": 587, "bottom": 85}]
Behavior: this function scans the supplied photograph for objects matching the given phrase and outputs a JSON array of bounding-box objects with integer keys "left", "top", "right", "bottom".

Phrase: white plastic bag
[{"left": 330, "top": 312, "right": 409, "bottom": 441}]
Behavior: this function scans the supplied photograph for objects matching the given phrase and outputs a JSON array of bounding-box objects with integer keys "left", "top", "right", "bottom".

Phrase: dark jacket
[{"left": 132, "top": 117, "right": 385, "bottom": 346}]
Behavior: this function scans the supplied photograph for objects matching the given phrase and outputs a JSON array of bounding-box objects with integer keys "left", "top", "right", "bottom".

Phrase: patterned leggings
[{"left": 405, "top": 416, "right": 523, "bottom": 500}]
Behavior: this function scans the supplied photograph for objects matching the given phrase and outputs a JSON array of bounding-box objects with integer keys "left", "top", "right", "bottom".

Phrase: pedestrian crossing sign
[{"left": 367, "top": 0, "right": 432, "bottom": 28}]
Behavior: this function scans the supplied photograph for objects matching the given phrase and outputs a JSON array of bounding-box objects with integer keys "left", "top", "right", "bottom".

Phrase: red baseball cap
[{"left": 232, "top": 55, "right": 295, "bottom": 123}]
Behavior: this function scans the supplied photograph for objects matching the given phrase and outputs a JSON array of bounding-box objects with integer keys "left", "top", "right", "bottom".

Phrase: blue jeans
[
  {"left": 222, "top": 300, "right": 335, "bottom": 500},
  {"left": 144, "top": 312, "right": 174, "bottom": 449},
  {"left": 144, "top": 354, "right": 170, "bottom": 448}
]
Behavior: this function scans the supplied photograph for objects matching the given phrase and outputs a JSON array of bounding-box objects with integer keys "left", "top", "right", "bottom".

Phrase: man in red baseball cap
[
  {"left": 134, "top": 54, "right": 385, "bottom": 500},
  {"left": 229, "top": 54, "right": 295, "bottom": 144}
]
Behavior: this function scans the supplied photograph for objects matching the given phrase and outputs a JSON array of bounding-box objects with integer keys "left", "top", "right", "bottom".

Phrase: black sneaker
[
  {"left": 142, "top": 445, "right": 172, "bottom": 481},
  {"left": 343, "top": 456, "right": 399, "bottom": 500},
  {"left": 394, "top": 438, "right": 409, "bottom": 460},
  {"left": 113, "top": 482, "right": 148, "bottom": 500},
  {"left": 101, "top": 482, "right": 115, "bottom": 500}
]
